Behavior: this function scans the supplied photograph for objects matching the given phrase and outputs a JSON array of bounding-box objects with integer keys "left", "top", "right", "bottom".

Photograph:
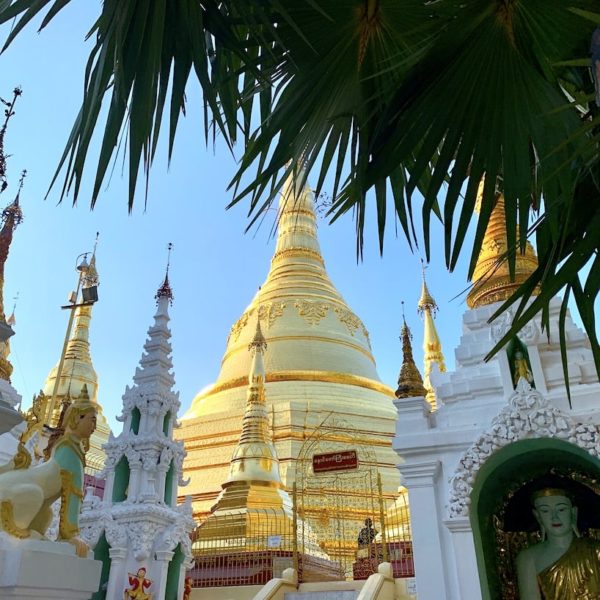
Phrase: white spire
[{"left": 80, "top": 268, "right": 193, "bottom": 598}]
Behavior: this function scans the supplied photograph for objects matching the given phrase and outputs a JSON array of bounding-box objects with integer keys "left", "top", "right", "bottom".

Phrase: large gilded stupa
[{"left": 177, "top": 173, "right": 400, "bottom": 532}]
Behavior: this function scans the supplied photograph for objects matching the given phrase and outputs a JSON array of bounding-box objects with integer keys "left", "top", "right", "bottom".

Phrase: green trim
[
  {"left": 91, "top": 533, "right": 110, "bottom": 600},
  {"left": 164, "top": 544, "right": 185, "bottom": 600},
  {"left": 131, "top": 407, "right": 141, "bottom": 434},
  {"left": 470, "top": 438, "right": 600, "bottom": 600},
  {"left": 112, "top": 456, "right": 130, "bottom": 503},
  {"left": 162, "top": 411, "right": 171, "bottom": 436},
  {"left": 165, "top": 460, "right": 174, "bottom": 505}
]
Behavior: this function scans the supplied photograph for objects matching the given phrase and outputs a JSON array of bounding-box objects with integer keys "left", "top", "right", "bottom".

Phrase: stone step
[{"left": 284, "top": 592, "right": 359, "bottom": 600}]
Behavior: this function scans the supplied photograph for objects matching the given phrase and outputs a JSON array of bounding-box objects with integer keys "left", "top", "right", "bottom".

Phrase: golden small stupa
[
  {"left": 417, "top": 267, "right": 446, "bottom": 410},
  {"left": 177, "top": 170, "right": 399, "bottom": 546},
  {"left": 194, "top": 318, "right": 326, "bottom": 557},
  {"left": 38, "top": 252, "right": 110, "bottom": 471},
  {"left": 467, "top": 183, "right": 538, "bottom": 309},
  {"left": 395, "top": 307, "right": 428, "bottom": 400}
]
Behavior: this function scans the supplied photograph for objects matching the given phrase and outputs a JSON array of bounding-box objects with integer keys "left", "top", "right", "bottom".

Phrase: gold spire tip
[
  {"left": 249, "top": 314, "right": 267, "bottom": 352},
  {"left": 417, "top": 260, "right": 438, "bottom": 314}
]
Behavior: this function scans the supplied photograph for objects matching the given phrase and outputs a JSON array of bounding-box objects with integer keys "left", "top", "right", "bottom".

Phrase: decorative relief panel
[
  {"left": 258, "top": 301, "right": 287, "bottom": 328},
  {"left": 490, "top": 305, "right": 539, "bottom": 345},
  {"left": 333, "top": 306, "right": 362, "bottom": 336},
  {"left": 228, "top": 311, "right": 249, "bottom": 343},
  {"left": 294, "top": 299, "right": 330, "bottom": 325},
  {"left": 362, "top": 326, "right": 372, "bottom": 350},
  {"left": 447, "top": 380, "right": 600, "bottom": 519}
]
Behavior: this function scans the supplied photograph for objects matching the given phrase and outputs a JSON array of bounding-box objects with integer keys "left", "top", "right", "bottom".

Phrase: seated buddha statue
[
  {"left": 516, "top": 487, "right": 600, "bottom": 600},
  {"left": 0, "top": 386, "right": 96, "bottom": 557}
]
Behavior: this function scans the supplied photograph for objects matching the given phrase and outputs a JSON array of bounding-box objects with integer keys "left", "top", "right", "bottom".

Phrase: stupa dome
[{"left": 185, "top": 173, "right": 390, "bottom": 419}]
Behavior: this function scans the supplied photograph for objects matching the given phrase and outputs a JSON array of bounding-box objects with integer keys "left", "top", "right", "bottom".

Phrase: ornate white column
[
  {"left": 444, "top": 517, "right": 481, "bottom": 600},
  {"left": 105, "top": 547, "right": 128, "bottom": 599},
  {"left": 402, "top": 460, "right": 448, "bottom": 600}
]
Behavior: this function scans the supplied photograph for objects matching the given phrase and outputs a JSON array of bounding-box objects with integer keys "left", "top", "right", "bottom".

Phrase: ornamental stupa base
[{"left": 0, "top": 534, "right": 102, "bottom": 599}]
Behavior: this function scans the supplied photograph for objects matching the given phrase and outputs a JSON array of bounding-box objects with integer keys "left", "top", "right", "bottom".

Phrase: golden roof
[
  {"left": 186, "top": 171, "right": 388, "bottom": 418},
  {"left": 467, "top": 188, "right": 538, "bottom": 309},
  {"left": 395, "top": 318, "right": 427, "bottom": 399}
]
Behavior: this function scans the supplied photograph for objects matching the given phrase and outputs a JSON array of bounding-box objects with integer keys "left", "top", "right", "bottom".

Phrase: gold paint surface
[
  {"left": 179, "top": 174, "right": 400, "bottom": 551},
  {"left": 467, "top": 189, "right": 538, "bottom": 309}
]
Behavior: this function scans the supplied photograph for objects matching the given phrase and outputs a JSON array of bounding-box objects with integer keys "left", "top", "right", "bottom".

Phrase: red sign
[{"left": 312, "top": 450, "right": 358, "bottom": 473}]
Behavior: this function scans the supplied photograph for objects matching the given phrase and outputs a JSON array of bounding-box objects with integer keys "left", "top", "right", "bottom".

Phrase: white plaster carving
[
  {"left": 80, "top": 290, "right": 193, "bottom": 591},
  {"left": 447, "top": 379, "right": 600, "bottom": 518},
  {"left": 490, "top": 305, "right": 539, "bottom": 345}
]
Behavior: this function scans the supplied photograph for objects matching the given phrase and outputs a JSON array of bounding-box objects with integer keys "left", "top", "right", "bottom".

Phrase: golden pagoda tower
[
  {"left": 395, "top": 305, "right": 428, "bottom": 400},
  {"left": 40, "top": 251, "right": 110, "bottom": 471},
  {"left": 467, "top": 184, "right": 538, "bottom": 308},
  {"left": 177, "top": 171, "right": 399, "bottom": 553},
  {"left": 211, "top": 317, "right": 292, "bottom": 514},
  {"left": 418, "top": 265, "right": 446, "bottom": 410}
]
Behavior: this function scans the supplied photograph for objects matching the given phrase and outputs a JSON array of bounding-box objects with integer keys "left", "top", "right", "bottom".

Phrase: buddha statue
[
  {"left": 0, "top": 386, "right": 96, "bottom": 557},
  {"left": 516, "top": 487, "right": 600, "bottom": 599},
  {"left": 357, "top": 518, "right": 377, "bottom": 549}
]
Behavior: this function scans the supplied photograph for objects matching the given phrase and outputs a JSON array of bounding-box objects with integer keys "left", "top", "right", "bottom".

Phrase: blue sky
[{"left": 0, "top": 2, "right": 501, "bottom": 429}]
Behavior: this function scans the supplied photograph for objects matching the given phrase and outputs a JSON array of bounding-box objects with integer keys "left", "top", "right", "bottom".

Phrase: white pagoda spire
[{"left": 80, "top": 246, "right": 194, "bottom": 600}]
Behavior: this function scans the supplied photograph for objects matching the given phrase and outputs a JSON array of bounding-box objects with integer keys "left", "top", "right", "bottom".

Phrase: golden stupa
[
  {"left": 395, "top": 313, "right": 427, "bottom": 400},
  {"left": 39, "top": 253, "right": 111, "bottom": 472},
  {"left": 177, "top": 173, "right": 400, "bottom": 540},
  {"left": 467, "top": 185, "right": 538, "bottom": 309},
  {"left": 417, "top": 269, "right": 446, "bottom": 410}
]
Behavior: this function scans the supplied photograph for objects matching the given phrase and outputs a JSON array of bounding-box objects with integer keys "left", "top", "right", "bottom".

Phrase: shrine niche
[
  {"left": 446, "top": 380, "right": 600, "bottom": 600},
  {"left": 469, "top": 439, "right": 600, "bottom": 600}
]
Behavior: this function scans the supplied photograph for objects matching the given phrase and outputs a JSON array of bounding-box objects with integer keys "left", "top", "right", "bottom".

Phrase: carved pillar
[
  {"left": 154, "top": 549, "right": 174, "bottom": 599},
  {"left": 103, "top": 469, "right": 116, "bottom": 503},
  {"left": 401, "top": 460, "right": 448, "bottom": 600},
  {"left": 444, "top": 517, "right": 482, "bottom": 600},
  {"left": 105, "top": 547, "right": 127, "bottom": 599},
  {"left": 129, "top": 465, "right": 142, "bottom": 501},
  {"left": 157, "top": 464, "right": 169, "bottom": 502}
]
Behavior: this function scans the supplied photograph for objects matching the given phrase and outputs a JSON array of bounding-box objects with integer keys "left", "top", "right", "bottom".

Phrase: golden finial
[
  {"left": 249, "top": 313, "right": 267, "bottom": 353},
  {"left": 6, "top": 291, "right": 17, "bottom": 327},
  {"left": 396, "top": 303, "right": 428, "bottom": 399},
  {"left": 83, "top": 232, "right": 100, "bottom": 289},
  {"left": 155, "top": 242, "right": 174, "bottom": 304},
  {"left": 467, "top": 181, "right": 538, "bottom": 308},
  {"left": 418, "top": 259, "right": 438, "bottom": 314}
]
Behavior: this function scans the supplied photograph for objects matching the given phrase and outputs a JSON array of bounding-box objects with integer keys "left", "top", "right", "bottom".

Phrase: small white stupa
[{"left": 80, "top": 254, "right": 194, "bottom": 600}]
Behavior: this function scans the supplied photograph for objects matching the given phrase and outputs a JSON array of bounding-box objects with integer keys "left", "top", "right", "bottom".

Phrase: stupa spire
[
  {"left": 0, "top": 170, "right": 24, "bottom": 381},
  {"left": 155, "top": 242, "right": 174, "bottom": 305},
  {"left": 467, "top": 180, "right": 539, "bottom": 308},
  {"left": 43, "top": 244, "right": 100, "bottom": 423},
  {"left": 396, "top": 303, "right": 428, "bottom": 399},
  {"left": 80, "top": 260, "right": 193, "bottom": 598},
  {"left": 216, "top": 314, "right": 284, "bottom": 505},
  {"left": 40, "top": 238, "right": 111, "bottom": 472},
  {"left": 418, "top": 263, "right": 446, "bottom": 410},
  {"left": 272, "top": 165, "right": 323, "bottom": 266}
]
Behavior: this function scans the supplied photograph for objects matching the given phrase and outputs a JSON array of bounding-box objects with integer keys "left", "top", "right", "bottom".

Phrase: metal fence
[{"left": 187, "top": 483, "right": 414, "bottom": 587}]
